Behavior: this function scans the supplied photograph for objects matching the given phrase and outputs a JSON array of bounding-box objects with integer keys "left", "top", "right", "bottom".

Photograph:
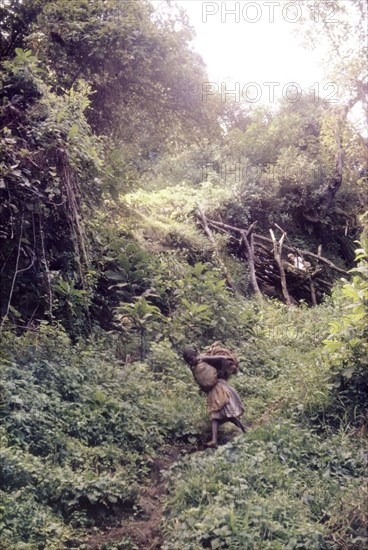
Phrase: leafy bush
[{"left": 323, "top": 231, "right": 368, "bottom": 426}]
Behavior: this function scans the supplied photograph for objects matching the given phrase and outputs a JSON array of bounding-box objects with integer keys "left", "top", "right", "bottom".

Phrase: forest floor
[{"left": 83, "top": 430, "right": 241, "bottom": 550}]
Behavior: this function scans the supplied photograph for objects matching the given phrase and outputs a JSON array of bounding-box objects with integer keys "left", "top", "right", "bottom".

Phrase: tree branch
[
  {"left": 270, "top": 228, "right": 293, "bottom": 306},
  {"left": 239, "top": 228, "right": 262, "bottom": 297}
]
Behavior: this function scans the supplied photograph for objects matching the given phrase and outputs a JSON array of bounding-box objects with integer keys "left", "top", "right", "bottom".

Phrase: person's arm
[
  {"left": 198, "top": 355, "right": 230, "bottom": 379},
  {"left": 199, "top": 355, "right": 229, "bottom": 365}
]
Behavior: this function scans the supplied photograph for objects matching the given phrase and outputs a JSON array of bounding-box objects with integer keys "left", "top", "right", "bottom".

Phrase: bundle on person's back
[{"left": 192, "top": 342, "right": 239, "bottom": 392}]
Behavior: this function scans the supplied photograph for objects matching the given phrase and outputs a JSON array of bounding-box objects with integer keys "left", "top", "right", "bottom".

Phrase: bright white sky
[
  {"left": 160, "top": 0, "right": 328, "bottom": 106},
  {"left": 150, "top": 0, "right": 366, "bottom": 133}
]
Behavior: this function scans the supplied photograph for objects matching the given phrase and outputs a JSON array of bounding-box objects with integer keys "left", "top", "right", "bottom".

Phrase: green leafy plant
[
  {"left": 323, "top": 230, "right": 368, "bottom": 425},
  {"left": 115, "top": 294, "right": 166, "bottom": 359}
]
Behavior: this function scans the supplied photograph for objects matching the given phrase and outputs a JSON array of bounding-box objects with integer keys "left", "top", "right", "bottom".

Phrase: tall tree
[
  {"left": 298, "top": 0, "right": 368, "bottom": 219},
  {"left": 24, "top": 0, "right": 219, "bottom": 159}
]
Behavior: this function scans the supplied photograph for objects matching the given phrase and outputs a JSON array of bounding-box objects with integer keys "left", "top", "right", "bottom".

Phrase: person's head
[{"left": 182, "top": 346, "right": 198, "bottom": 366}]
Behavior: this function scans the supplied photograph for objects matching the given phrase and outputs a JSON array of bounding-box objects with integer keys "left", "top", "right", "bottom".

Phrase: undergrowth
[
  {"left": 160, "top": 244, "right": 368, "bottom": 550},
  {"left": 1, "top": 236, "right": 367, "bottom": 548},
  {"left": 162, "top": 422, "right": 367, "bottom": 550},
  {"left": 0, "top": 324, "right": 205, "bottom": 549}
]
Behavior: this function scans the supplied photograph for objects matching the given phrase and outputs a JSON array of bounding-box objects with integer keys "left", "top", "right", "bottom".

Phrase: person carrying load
[{"left": 183, "top": 343, "right": 245, "bottom": 448}]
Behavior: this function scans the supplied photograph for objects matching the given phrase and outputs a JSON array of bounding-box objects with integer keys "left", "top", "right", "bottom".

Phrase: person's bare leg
[
  {"left": 229, "top": 417, "right": 246, "bottom": 433},
  {"left": 205, "top": 420, "right": 219, "bottom": 447}
]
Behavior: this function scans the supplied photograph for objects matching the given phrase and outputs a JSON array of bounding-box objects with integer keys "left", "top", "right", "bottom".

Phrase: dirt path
[
  {"left": 83, "top": 444, "right": 192, "bottom": 550},
  {"left": 82, "top": 427, "right": 244, "bottom": 550}
]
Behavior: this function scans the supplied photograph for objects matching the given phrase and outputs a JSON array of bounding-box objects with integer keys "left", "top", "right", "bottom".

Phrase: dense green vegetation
[
  {"left": 0, "top": 0, "right": 367, "bottom": 548},
  {"left": 1, "top": 258, "right": 367, "bottom": 548}
]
